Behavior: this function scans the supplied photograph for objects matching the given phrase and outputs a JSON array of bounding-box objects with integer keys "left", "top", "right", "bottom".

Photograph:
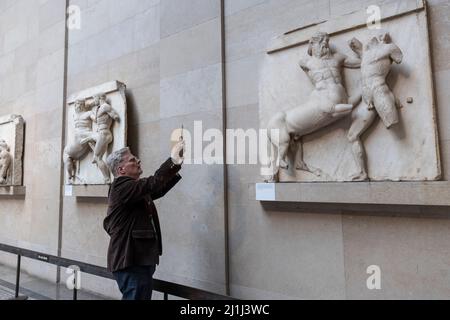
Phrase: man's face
[{"left": 118, "top": 152, "right": 143, "bottom": 179}]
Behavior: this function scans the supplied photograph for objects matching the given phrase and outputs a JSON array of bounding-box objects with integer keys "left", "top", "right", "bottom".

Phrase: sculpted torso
[
  {"left": 285, "top": 53, "right": 348, "bottom": 136},
  {"left": 94, "top": 103, "right": 115, "bottom": 132},
  {"left": 74, "top": 110, "right": 93, "bottom": 138},
  {"left": 361, "top": 44, "right": 399, "bottom": 104},
  {"left": 65, "top": 105, "right": 93, "bottom": 157},
  {"left": 305, "top": 54, "right": 345, "bottom": 89}
]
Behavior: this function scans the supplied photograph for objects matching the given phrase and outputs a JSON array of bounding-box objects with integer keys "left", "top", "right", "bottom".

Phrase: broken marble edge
[
  {"left": 267, "top": 0, "right": 425, "bottom": 54},
  {"left": 67, "top": 80, "right": 127, "bottom": 105}
]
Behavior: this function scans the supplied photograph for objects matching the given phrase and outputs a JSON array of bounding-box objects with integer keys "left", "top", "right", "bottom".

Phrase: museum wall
[
  {"left": 0, "top": 0, "right": 449, "bottom": 300},
  {"left": 225, "top": 0, "right": 450, "bottom": 299},
  {"left": 0, "top": 0, "right": 66, "bottom": 282},
  {"left": 61, "top": 0, "right": 226, "bottom": 297}
]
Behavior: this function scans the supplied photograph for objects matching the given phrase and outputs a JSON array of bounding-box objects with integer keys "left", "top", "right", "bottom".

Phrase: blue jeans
[{"left": 113, "top": 265, "right": 156, "bottom": 300}]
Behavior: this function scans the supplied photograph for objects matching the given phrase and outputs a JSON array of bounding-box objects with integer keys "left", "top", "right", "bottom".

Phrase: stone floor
[
  {"left": 0, "top": 286, "right": 15, "bottom": 300},
  {"left": 0, "top": 263, "right": 112, "bottom": 300}
]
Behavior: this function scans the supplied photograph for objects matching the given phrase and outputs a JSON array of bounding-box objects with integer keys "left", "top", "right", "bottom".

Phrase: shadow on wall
[{"left": 124, "top": 89, "right": 140, "bottom": 157}]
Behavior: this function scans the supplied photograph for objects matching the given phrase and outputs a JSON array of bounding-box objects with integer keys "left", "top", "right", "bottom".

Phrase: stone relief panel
[
  {"left": 259, "top": 1, "right": 440, "bottom": 182},
  {"left": 0, "top": 115, "right": 24, "bottom": 186},
  {"left": 64, "top": 81, "right": 127, "bottom": 185}
]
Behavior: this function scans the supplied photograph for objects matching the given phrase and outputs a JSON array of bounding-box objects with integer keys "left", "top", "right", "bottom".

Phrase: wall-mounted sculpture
[
  {"left": 64, "top": 81, "right": 127, "bottom": 185},
  {"left": 259, "top": 0, "right": 440, "bottom": 182},
  {"left": 266, "top": 32, "right": 361, "bottom": 181},
  {"left": 0, "top": 115, "right": 24, "bottom": 186}
]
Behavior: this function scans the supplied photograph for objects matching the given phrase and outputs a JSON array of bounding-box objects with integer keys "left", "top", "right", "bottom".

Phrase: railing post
[
  {"left": 15, "top": 254, "right": 21, "bottom": 299},
  {"left": 73, "top": 269, "right": 78, "bottom": 300}
]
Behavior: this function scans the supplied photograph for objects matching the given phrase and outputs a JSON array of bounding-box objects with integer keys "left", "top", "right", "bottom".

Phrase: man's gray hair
[{"left": 106, "top": 147, "right": 130, "bottom": 177}]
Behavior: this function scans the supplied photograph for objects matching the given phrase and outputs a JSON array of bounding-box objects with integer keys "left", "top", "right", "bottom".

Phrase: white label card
[
  {"left": 255, "top": 183, "right": 276, "bottom": 201},
  {"left": 65, "top": 185, "right": 73, "bottom": 197}
]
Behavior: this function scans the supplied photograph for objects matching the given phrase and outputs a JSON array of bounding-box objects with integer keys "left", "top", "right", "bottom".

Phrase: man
[
  {"left": 63, "top": 99, "right": 94, "bottom": 184},
  {"left": 104, "top": 140, "right": 185, "bottom": 300},
  {"left": 82, "top": 93, "right": 121, "bottom": 184}
]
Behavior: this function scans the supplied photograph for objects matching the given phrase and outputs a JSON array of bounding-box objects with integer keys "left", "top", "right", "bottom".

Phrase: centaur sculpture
[{"left": 266, "top": 32, "right": 361, "bottom": 182}]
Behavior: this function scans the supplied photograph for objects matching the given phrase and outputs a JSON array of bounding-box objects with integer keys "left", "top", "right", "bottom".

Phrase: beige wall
[
  {"left": 61, "top": 0, "right": 226, "bottom": 297},
  {"left": 0, "top": 0, "right": 449, "bottom": 299},
  {"left": 225, "top": 0, "right": 450, "bottom": 299},
  {"left": 0, "top": 0, "right": 66, "bottom": 282}
]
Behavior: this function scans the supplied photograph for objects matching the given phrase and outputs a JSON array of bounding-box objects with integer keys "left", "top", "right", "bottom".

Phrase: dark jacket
[{"left": 104, "top": 158, "right": 181, "bottom": 273}]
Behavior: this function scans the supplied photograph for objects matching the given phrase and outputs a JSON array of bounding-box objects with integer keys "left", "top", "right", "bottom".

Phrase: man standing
[{"left": 104, "top": 140, "right": 185, "bottom": 300}]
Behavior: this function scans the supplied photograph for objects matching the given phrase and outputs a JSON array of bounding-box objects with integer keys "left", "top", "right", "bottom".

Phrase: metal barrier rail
[{"left": 0, "top": 243, "right": 234, "bottom": 301}]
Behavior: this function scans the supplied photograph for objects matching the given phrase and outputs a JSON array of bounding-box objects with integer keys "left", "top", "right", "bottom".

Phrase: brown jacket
[{"left": 104, "top": 158, "right": 181, "bottom": 272}]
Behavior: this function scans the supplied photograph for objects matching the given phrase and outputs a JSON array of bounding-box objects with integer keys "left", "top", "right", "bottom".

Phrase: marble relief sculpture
[
  {"left": 347, "top": 32, "right": 404, "bottom": 181},
  {"left": 265, "top": 31, "right": 407, "bottom": 182},
  {"left": 266, "top": 32, "right": 361, "bottom": 181},
  {"left": 260, "top": 3, "right": 440, "bottom": 182},
  {"left": 0, "top": 139, "right": 12, "bottom": 184},
  {"left": 64, "top": 91, "right": 121, "bottom": 184},
  {"left": 64, "top": 99, "right": 95, "bottom": 184}
]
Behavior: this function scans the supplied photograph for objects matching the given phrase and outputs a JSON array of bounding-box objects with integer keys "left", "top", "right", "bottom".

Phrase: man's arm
[
  {"left": 149, "top": 140, "right": 184, "bottom": 199},
  {"left": 150, "top": 171, "right": 182, "bottom": 201},
  {"left": 114, "top": 158, "right": 182, "bottom": 204}
]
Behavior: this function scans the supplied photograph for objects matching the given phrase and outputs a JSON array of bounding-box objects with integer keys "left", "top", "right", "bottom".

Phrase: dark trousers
[{"left": 113, "top": 265, "right": 156, "bottom": 300}]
